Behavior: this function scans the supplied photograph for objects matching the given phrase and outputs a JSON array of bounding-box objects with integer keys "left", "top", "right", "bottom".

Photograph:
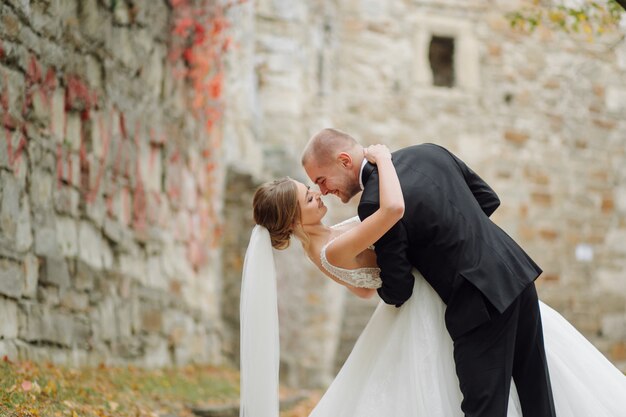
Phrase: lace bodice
[{"left": 320, "top": 217, "right": 382, "bottom": 289}]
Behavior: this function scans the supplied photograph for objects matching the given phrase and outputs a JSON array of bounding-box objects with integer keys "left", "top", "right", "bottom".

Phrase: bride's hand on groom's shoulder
[{"left": 364, "top": 144, "right": 391, "bottom": 164}]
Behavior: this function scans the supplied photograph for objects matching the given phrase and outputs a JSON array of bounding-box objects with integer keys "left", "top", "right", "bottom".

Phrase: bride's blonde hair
[{"left": 252, "top": 177, "right": 309, "bottom": 250}]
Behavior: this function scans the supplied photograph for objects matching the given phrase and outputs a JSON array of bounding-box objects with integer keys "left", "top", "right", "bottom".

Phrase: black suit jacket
[{"left": 358, "top": 144, "right": 542, "bottom": 338}]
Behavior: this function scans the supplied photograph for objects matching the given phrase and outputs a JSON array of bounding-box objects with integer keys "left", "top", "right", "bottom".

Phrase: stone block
[
  {"left": 0, "top": 4, "right": 21, "bottom": 39},
  {"left": 138, "top": 145, "right": 163, "bottom": 194},
  {"left": 109, "top": 186, "right": 132, "bottom": 226},
  {"left": 0, "top": 340, "right": 19, "bottom": 361},
  {"left": 142, "top": 46, "right": 165, "bottom": 100},
  {"left": 0, "top": 171, "right": 20, "bottom": 242},
  {"left": 60, "top": 289, "right": 90, "bottom": 312},
  {"left": 146, "top": 256, "right": 166, "bottom": 290},
  {"left": 74, "top": 259, "right": 96, "bottom": 291},
  {"left": 55, "top": 216, "right": 78, "bottom": 257},
  {"left": 110, "top": 27, "right": 135, "bottom": 69},
  {"left": 504, "top": 130, "right": 529, "bottom": 145},
  {"left": 140, "top": 304, "right": 163, "bottom": 333},
  {"left": 181, "top": 168, "right": 198, "bottom": 210},
  {"left": 119, "top": 254, "right": 146, "bottom": 283},
  {"left": 91, "top": 297, "right": 117, "bottom": 341},
  {"left": 39, "top": 256, "right": 71, "bottom": 288},
  {"left": 597, "top": 269, "right": 626, "bottom": 296},
  {"left": 0, "top": 66, "right": 25, "bottom": 125},
  {"left": 78, "top": 221, "right": 113, "bottom": 270},
  {"left": 601, "top": 313, "right": 626, "bottom": 340},
  {"left": 134, "top": 0, "right": 168, "bottom": 37},
  {"left": 115, "top": 300, "right": 134, "bottom": 338},
  {"left": 163, "top": 310, "right": 195, "bottom": 345},
  {"left": 65, "top": 113, "right": 82, "bottom": 151},
  {"left": 15, "top": 194, "right": 32, "bottom": 252},
  {"left": 530, "top": 192, "right": 552, "bottom": 207},
  {"left": 605, "top": 229, "right": 626, "bottom": 255},
  {"left": 0, "top": 297, "right": 18, "bottom": 338},
  {"left": 31, "top": 87, "right": 52, "bottom": 126},
  {"left": 610, "top": 341, "right": 626, "bottom": 362},
  {"left": 174, "top": 210, "right": 191, "bottom": 241},
  {"left": 84, "top": 54, "right": 103, "bottom": 91},
  {"left": 0, "top": 258, "right": 23, "bottom": 298},
  {"left": 172, "top": 342, "right": 192, "bottom": 366},
  {"left": 37, "top": 284, "right": 60, "bottom": 306},
  {"left": 142, "top": 334, "right": 170, "bottom": 368},
  {"left": 606, "top": 88, "right": 626, "bottom": 113},
  {"left": 50, "top": 89, "right": 66, "bottom": 142},
  {"left": 161, "top": 243, "right": 194, "bottom": 284},
  {"left": 103, "top": 216, "right": 123, "bottom": 243},
  {"left": 28, "top": 169, "right": 54, "bottom": 211},
  {"left": 78, "top": 0, "right": 101, "bottom": 40},
  {"left": 34, "top": 226, "right": 61, "bottom": 257},
  {"left": 19, "top": 303, "right": 84, "bottom": 347},
  {"left": 113, "top": 337, "right": 142, "bottom": 359},
  {"left": 22, "top": 253, "right": 39, "bottom": 298},
  {"left": 85, "top": 192, "right": 106, "bottom": 228},
  {"left": 56, "top": 153, "right": 81, "bottom": 190}
]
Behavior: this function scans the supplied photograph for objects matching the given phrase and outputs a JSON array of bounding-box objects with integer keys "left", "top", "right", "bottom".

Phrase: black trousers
[{"left": 452, "top": 282, "right": 556, "bottom": 417}]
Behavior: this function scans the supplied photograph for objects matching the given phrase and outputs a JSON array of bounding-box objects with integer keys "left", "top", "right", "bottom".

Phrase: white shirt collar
[{"left": 358, "top": 158, "right": 368, "bottom": 191}]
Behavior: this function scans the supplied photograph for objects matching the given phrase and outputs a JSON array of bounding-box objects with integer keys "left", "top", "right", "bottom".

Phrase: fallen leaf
[
  {"left": 108, "top": 401, "right": 119, "bottom": 411},
  {"left": 32, "top": 381, "right": 42, "bottom": 394},
  {"left": 21, "top": 380, "right": 32, "bottom": 392},
  {"left": 43, "top": 380, "right": 57, "bottom": 396}
]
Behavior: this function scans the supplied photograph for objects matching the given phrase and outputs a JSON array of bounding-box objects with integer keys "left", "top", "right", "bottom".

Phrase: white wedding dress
[{"left": 309, "top": 218, "right": 626, "bottom": 417}]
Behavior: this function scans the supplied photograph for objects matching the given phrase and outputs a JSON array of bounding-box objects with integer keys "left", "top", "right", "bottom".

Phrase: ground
[{"left": 0, "top": 357, "right": 320, "bottom": 417}]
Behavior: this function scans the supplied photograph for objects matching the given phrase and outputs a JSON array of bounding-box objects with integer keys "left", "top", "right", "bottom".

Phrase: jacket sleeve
[
  {"left": 447, "top": 149, "right": 500, "bottom": 217},
  {"left": 358, "top": 200, "right": 414, "bottom": 307}
]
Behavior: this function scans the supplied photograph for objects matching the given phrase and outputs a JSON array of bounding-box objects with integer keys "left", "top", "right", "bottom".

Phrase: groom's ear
[{"left": 337, "top": 152, "right": 353, "bottom": 169}]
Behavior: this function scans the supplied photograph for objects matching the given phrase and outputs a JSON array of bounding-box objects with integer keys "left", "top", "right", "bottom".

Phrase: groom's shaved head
[
  {"left": 302, "top": 128, "right": 359, "bottom": 167},
  {"left": 302, "top": 128, "right": 363, "bottom": 202}
]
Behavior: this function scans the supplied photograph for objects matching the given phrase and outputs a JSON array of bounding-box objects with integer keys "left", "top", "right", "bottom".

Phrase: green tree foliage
[{"left": 508, "top": 0, "right": 625, "bottom": 39}]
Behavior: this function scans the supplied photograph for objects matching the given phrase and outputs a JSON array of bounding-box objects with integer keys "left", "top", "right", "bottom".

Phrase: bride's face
[{"left": 293, "top": 180, "right": 327, "bottom": 225}]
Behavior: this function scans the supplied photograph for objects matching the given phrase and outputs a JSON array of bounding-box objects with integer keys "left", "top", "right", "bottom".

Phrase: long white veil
[{"left": 240, "top": 225, "right": 280, "bottom": 417}]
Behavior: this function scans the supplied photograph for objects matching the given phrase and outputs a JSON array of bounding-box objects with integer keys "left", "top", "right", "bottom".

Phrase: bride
[{"left": 240, "top": 144, "right": 626, "bottom": 417}]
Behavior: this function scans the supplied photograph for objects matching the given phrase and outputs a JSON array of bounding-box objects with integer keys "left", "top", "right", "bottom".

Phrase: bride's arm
[{"left": 325, "top": 144, "right": 404, "bottom": 267}]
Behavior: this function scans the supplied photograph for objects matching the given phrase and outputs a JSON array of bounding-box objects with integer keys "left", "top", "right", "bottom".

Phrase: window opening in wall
[{"left": 428, "top": 36, "right": 455, "bottom": 88}]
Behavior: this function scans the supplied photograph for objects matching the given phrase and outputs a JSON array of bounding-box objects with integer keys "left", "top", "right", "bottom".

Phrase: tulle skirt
[{"left": 309, "top": 275, "right": 626, "bottom": 417}]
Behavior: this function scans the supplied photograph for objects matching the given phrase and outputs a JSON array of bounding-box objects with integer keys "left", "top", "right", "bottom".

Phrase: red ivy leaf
[
  {"left": 182, "top": 48, "right": 194, "bottom": 64},
  {"left": 174, "top": 17, "right": 194, "bottom": 36},
  {"left": 221, "top": 37, "right": 232, "bottom": 52},
  {"left": 208, "top": 73, "right": 223, "bottom": 99},
  {"left": 42, "top": 68, "right": 57, "bottom": 92},
  {"left": 26, "top": 56, "right": 42, "bottom": 84}
]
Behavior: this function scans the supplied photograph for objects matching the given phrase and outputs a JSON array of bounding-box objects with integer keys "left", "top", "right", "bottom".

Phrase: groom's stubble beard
[{"left": 340, "top": 175, "right": 362, "bottom": 203}]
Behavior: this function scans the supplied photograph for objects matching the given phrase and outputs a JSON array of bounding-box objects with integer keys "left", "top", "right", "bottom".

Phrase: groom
[{"left": 302, "top": 128, "right": 556, "bottom": 417}]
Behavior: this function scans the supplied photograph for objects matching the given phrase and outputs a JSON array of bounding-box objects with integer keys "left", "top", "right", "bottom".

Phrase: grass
[{"left": 0, "top": 357, "right": 240, "bottom": 417}]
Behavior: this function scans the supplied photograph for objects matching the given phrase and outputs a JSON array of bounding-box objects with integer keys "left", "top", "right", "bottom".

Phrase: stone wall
[{"left": 0, "top": 0, "right": 227, "bottom": 367}]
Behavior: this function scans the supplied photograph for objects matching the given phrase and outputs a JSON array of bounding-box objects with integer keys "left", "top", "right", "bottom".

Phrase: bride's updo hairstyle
[{"left": 253, "top": 177, "right": 307, "bottom": 250}]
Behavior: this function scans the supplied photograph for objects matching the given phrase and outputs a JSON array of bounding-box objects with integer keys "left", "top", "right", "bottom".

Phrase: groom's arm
[
  {"left": 358, "top": 200, "right": 414, "bottom": 307},
  {"left": 443, "top": 147, "right": 500, "bottom": 217}
]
